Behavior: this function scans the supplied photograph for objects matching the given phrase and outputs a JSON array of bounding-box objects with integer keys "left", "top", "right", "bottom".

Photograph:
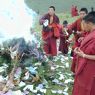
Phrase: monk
[
  {"left": 59, "top": 20, "right": 69, "bottom": 55},
  {"left": 39, "top": 6, "right": 60, "bottom": 57},
  {"left": 72, "top": 11, "right": 95, "bottom": 95},
  {"left": 68, "top": 8, "right": 88, "bottom": 73},
  {"left": 71, "top": 5, "right": 78, "bottom": 17}
]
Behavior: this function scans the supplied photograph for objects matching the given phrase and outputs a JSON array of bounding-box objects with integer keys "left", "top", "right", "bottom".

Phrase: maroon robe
[
  {"left": 68, "top": 18, "right": 85, "bottom": 73},
  {"left": 39, "top": 13, "right": 60, "bottom": 56},
  {"left": 71, "top": 6, "right": 78, "bottom": 17},
  {"left": 68, "top": 18, "right": 82, "bottom": 47},
  {"left": 73, "top": 29, "right": 95, "bottom": 95},
  {"left": 59, "top": 26, "right": 69, "bottom": 54}
]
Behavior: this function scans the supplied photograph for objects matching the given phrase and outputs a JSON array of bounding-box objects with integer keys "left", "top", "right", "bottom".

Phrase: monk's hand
[
  {"left": 78, "top": 37, "right": 84, "bottom": 43},
  {"left": 76, "top": 31, "right": 82, "bottom": 34},
  {"left": 74, "top": 47, "right": 79, "bottom": 54},
  {"left": 63, "top": 27, "right": 68, "bottom": 31},
  {"left": 48, "top": 25, "right": 52, "bottom": 29},
  {"left": 76, "top": 48, "right": 85, "bottom": 57}
]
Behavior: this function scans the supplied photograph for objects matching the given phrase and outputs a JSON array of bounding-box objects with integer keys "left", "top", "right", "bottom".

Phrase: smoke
[{"left": 0, "top": 0, "right": 37, "bottom": 44}]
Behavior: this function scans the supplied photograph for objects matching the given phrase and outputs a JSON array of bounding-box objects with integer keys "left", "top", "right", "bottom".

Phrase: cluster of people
[
  {"left": 39, "top": 6, "right": 88, "bottom": 57},
  {"left": 40, "top": 6, "right": 95, "bottom": 95}
]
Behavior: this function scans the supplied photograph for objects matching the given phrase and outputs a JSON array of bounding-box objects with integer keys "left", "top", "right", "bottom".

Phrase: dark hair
[
  {"left": 80, "top": 8, "right": 88, "bottom": 14},
  {"left": 83, "top": 11, "right": 95, "bottom": 24},
  {"left": 63, "top": 20, "right": 68, "bottom": 26},
  {"left": 49, "top": 6, "right": 55, "bottom": 11}
]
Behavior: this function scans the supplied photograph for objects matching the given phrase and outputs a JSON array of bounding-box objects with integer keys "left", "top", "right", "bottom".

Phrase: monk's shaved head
[
  {"left": 82, "top": 11, "right": 95, "bottom": 32},
  {"left": 83, "top": 11, "right": 95, "bottom": 24}
]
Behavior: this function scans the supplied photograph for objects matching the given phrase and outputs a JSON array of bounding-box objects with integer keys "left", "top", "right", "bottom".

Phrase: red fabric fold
[{"left": 73, "top": 29, "right": 95, "bottom": 95}]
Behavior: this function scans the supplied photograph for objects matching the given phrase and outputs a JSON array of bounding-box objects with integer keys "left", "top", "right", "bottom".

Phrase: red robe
[
  {"left": 68, "top": 18, "right": 89, "bottom": 73},
  {"left": 71, "top": 6, "right": 78, "bottom": 17},
  {"left": 39, "top": 13, "right": 60, "bottom": 56},
  {"left": 59, "top": 26, "right": 69, "bottom": 54},
  {"left": 73, "top": 29, "right": 95, "bottom": 95},
  {"left": 68, "top": 18, "right": 82, "bottom": 47},
  {"left": 68, "top": 18, "right": 82, "bottom": 72}
]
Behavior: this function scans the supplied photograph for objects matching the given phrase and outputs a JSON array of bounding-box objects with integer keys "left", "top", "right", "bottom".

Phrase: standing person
[
  {"left": 74, "top": 6, "right": 78, "bottom": 16},
  {"left": 59, "top": 20, "right": 69, "bottom": 55},
  {"left": 91, "top": 7, "right": 94, "bottom": 12},
  {"left": 72, "top": 11, "right": 95, "bottom": 95},
  {"left": 71, "top": 5, "right": 75, "bottom": 17},
  {"left": 71, "top": 5, "right": 78, "bottom": 17},
  {"left": 39, "top": 6, "right": 60, "bottom": 57},
  {"left": 68, "top": 8, "right": 88, "bottom": 73},
  {"left": 69, "top": 8, "right": 88, "bottom": 50}
]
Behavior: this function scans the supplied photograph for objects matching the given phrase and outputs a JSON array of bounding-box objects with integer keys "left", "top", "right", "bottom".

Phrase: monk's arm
[
  {"left": 67, "top": 20, "right": 77, "bottom": 35},
  {"left": 83, "top": 54, "right": 95, "bottom": 60},
  {"left": 39, "top": 14, "right": 47, "bottom": 25},
  {"left": 83, "top": 42, "right": 95, "bottom": 60},
  {"left": 75, "top": 48, "right": 95, "bottom": 60}
]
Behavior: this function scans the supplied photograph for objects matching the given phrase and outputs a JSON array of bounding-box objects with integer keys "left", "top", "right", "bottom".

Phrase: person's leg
[
  {"left": 59, "top": 37, "right": 64, "bottom": 52},
  {"left": 50, "top": 37, "right": 57, "bottom": 56},
  {"left": 43, "top": 39, "right": 50, "bottom": 55}
]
